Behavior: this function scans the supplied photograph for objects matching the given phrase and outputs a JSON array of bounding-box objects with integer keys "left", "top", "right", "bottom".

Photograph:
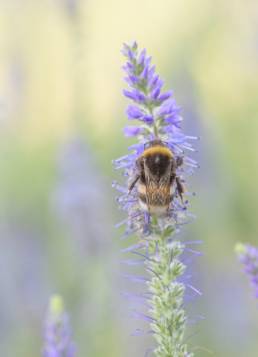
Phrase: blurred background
[{"left": 1, "top": 0, "right": 258, "bottom": 356}]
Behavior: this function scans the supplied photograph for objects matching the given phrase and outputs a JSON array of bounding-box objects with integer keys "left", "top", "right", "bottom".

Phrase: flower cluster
[
  {"left": 235, "top": 243, "right": 258, "bottom": 298},
  {"left": 114, "top": 42, "right": 199, "bottom": 357},
  {"left": 43, "top": 295, "right": 76, "bottom": 357},
  {"left": 113, "top": 42, "right": 198, "bottom": 236}
]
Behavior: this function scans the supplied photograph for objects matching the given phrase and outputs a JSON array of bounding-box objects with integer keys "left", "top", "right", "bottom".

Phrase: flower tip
[
  {"left": 132, "top": 40, "right": 138, "bottom": 50},
  {"left": 122, "top": 41, "right": 138, "bottom": 56},
  {"left": 49, "top": 294, "right": 64, "bottom": 316},
  {"left": 235, "top": 242, "right": 247, "bottom": 256}
]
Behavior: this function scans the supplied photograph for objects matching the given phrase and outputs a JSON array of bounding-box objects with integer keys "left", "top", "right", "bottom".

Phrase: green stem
[{"left": 146, "top": 223, "right": 193, "bottom": 357}]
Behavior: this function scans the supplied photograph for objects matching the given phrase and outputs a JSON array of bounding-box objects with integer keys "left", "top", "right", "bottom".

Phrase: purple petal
[
  {"left": 122, "top": 62, "right": 134, "bottom": 73},
  {"left": 123, "top": 89, "right": 137, "bottom": 100},
  {"left": 142, "top": 115, "right": 154, "bottom": 124},
  {"left": 129, "top": 74, "right": 139, "bottom": 84},
  {"left": 127, "top": 49, "right": 134, "bottom": 60},
  {"left": 154, "top": 78, "right": 164, "bottom": 91},
  {"left": 124, "top": 75, "right": 139, "bottom": 87},
  {"left": 158, "top": 90, "right": 173, "bottom": 102},
  {"left": 123, "top": 89, "right": 145, "bottom": 102},
  {"left": 158, "top": 98, "right": 180, "bottom": 117},
  {"left": 128, "top": 142, "right": 145, "bottom": 154},
  {"left": 122, "top": 43, "right": 136, "bottom": 60},
  {"left": 151, "top": 87, "right": 160, "bottom": 99},
  {"left": 144, "top": 56, "right": 152, "bottom": 68},
  {"left": 138, "top": 48, "right": 147, "bottom": 66},
  {"left": 148, "top": 65, "right": 156, "bottom": 80},
  {"left": 149, "top": 74, "right": 159, "bottom": 88},
  {"left": 126, "top": 105, "right": 143, "bottom": 119},
  {"left": 124, "top": 126, "right": 143, "bottom": 137},
  {"left": 165, "top": 114, "right": 182, "bottom": 126},
  {"left": 141, "top": 65, "right": 149, "bottom": 80}
]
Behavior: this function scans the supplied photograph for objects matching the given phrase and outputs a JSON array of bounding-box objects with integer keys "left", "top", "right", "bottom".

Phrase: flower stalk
[{"left": 147, "top": 227, "right": 191, "bottom": 357}]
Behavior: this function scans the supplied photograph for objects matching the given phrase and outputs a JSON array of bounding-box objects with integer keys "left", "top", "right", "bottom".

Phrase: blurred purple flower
[
  {"left": 0, "top": 54, "right": 25, "bottom": 123},
  {"left": 43, "top": 295, "right": 75, "bottom": 357},
  {"left": 56, "top": 0, "right": 79, "bottom": 17},
  {"left": 236, "top": 243, "right": 258, "bottom": 298},
  {"left": 52, "top": 136, "right": 111, "bottom": 256}
]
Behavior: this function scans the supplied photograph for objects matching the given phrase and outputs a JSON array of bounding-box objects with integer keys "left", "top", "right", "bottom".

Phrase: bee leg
[
  {"left": 176, "top": 156, "right": 183, "bottom": 168},
  {"left": 143, "top": 212, "right": 151, "bottom": 235},
  {"left": 170, "top": 172, "right": 176, "bottom": 184},
  {"left": 128, "top": 175, "right": 140, "bottom": 193},
  {"left": 176, "top": 176, "right": 185, "bottom": 202}
]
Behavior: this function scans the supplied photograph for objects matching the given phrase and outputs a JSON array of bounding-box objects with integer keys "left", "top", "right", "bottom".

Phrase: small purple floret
[
  {"left": 124, "top": 126, "right": 143, "bottom": 137},
  {"left": 126, "top": 105, "right": 143, "bottom": 119},
  {"left": 236, "top": 243, "right": 258, "bottom": 298}
]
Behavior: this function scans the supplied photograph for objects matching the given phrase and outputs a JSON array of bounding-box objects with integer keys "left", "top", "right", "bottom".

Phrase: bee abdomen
[
  {"left": 138, "top": 188, "right": 173, "bottom": 216},
  {"left": 138, "top": 191, "right": 172, "bottom": 207},
  {"left": 149, "top": 205, "right": 168, "bottom": 216}
]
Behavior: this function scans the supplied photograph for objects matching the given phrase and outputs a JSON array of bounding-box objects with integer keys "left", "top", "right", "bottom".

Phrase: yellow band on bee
[{"left": 143, "top": 145, "right": 173, "bottom": 158}]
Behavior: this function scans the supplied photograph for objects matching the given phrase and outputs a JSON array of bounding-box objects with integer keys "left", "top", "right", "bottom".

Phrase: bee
[{"left": 129, "top": 139, "right": 185, "bottom": 216}]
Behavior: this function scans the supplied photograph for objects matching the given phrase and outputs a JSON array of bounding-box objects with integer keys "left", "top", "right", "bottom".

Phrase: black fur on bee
[{"left": 128, "top": 139, "right": 185, "bottom": 216}]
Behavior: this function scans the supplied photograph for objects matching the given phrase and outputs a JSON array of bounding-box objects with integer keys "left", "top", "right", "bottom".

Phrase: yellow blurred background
[{"left": 1, "top": 0, "right": 258, "bottom": 356}]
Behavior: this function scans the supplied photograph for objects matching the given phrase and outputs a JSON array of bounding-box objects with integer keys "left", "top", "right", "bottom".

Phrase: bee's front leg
[
  {"left": 176, "top": 156, "right": 183, "bottom": 168},
  {"left": 128, "top": 174, "right": 140, "bottom": 193},
  {"left": 176, "top": 176, "right": 185, "bottom": 202}
]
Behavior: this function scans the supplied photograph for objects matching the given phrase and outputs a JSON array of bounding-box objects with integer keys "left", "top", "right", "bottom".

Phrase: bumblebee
[{"left": 129, "top": 139, "right": 185, "bottom": 216}]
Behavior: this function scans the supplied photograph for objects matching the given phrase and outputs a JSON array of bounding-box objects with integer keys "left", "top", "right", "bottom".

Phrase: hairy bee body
[{"left": 129, "top": 140, "right": 184, "bottom": 216}]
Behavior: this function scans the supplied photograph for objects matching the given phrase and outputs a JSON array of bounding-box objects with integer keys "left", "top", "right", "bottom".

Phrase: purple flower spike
[
  {"left": 114, "top": 41, "right": 197, "bottom": 228},
  {"left": 114, "top": 42, "right": 199, "bottom": 357},
  {"left": 43, "top": 295, "right": 75, "bottom": 357},
  {"left": 236, "top": 243, "right": 258, "bottom": 298}
]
